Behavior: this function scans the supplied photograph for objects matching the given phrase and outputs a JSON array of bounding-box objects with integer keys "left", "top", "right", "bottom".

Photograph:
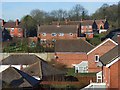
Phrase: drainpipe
[
  {"left": 102, "top": 66, "right": 103, "bottom": 83},
  {"left": 108, "top": 67, "right": 110, "bottom": 88}
]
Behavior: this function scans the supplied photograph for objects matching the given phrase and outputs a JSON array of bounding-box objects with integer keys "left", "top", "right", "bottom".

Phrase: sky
[{"left": 1, "top": 1, "right": 119, "bottom": 21}]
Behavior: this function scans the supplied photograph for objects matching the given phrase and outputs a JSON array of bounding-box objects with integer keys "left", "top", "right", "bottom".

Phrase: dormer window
[
  {"left": 95, "top": 55, "right": 99, "bottom": 62},
  {"left": 51, "top": 33, "right": 57, "bottom": 36}
]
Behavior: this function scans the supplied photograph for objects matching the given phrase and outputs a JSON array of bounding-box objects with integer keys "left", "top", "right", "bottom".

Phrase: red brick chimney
[
  {"left": 1, "top": 19, "right": 4, "bottom": 27},
  {"left": 16, "top": 19, "right": 19, "bottom": 26}
]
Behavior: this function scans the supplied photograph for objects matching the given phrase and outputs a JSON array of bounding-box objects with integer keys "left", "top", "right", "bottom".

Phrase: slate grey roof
[
  {"left": 0, "top": 67, "right": 39, "bottom": 88},
  {"left": 38, "top": 25, "right": 78, "bottom": 33},
  {"left": 100, "top": 45, "right": 120, "bottom": 65},
  {"left": 55, "top": 39, "right": 94, "bottom": 53},
  {"left": 1, "top": 54, "right": 40, "bottom": 65},
  {"left": 23, "top": 60, "right": 66, "bottom": 78}
]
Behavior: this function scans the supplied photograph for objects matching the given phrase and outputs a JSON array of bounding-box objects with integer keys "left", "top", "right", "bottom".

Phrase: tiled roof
[
  {"left": 38, "top": 25, "right": 78, "bottom": 33},
  {"left": 23, "top": 60, "right": 66, "bottom": 78},
  {"left": 100, "top": 45, "right": 119, "bottom": 65},
  {"left": 52, "top": 20, "right": 105, "bottom": 26},
  {"left": 3, "top": 22, "right": 22, "bottom": 28},
  {"left": 1, "top": 54, "right": 40, "bottom": 65},
  {"left": 55, "top": 39, "right": 94, "bottom": 53},
  {"left": 0, "top": 67, "right": 39, "bottom": 88}
]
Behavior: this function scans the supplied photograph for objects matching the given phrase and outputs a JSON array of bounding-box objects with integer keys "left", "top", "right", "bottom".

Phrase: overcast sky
[{"left": 1, "top": 1, "right": 119, "bottom": 21}]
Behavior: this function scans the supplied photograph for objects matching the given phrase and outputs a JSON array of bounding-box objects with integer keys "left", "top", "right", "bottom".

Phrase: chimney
[
  {"left": 57, "top": 22, "right": 60, "bottom": 27},
  {"left": 37, "top": 24, "right": 40, "bottom": 37},
  {"left": 65, "top": 19, "right": 68, "bottom": 24},
  {"left": 1, "top": 19, "right": 4, "bottom": 27},
  {"left": 16, "top": 19, "right": 19, "bottom": 26}
]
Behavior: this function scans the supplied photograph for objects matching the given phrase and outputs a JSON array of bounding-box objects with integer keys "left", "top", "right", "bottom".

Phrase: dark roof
[
  {"left": 52, "top": 20, "right": 105, "bottom": 26},
  {"left": 3, "top": 22, "right": 22, "bottom": 28},
  {"left": 38, "top": 25, "right": 78, "bottom": 33},
  {"left": 55, "top": 39, "right": 94, "bottom": 53},
  {"left": 0, "top": 67, "right": 39, "bottom": 88},
  {"left": 100, "top": 45, "right": 119, "bottom": 65},
  {"left": 23, "top": 60, "right": 66, "bottom": 78},
  {"left": 1, "top": 54, "right": 41, "bottom": 65}
]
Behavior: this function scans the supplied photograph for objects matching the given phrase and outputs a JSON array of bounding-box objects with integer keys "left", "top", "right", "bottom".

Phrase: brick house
[
  {"left": 1, "top": 19, "right": 24, "bottom": 38},
  {"left": 54, "top": 39, "right": 94, "bottom": 68},
  {"left": 99, "top": 45, "right": 120, "bottom": 89},
  {"left": 87, "top": 38, "right": 118, "bottom": 73},
  {"left": 52, "top": 19, "right": 109, "bottom": 37},
  {"left": 38, "top": 24, "right": 78, "bottom": 41}
]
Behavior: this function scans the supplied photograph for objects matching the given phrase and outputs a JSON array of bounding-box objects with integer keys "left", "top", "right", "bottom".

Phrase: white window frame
[
  {"left": 18, "top": 28, "right": 21, "bottom": 32},
  {"left": 11, "top": 28, "right": 14, "bottom": 32},
  {"left": 69, "top": 33, "right": 73, "bottom": 36},
  {"left": 42, "top": 33, "right": 46, "bottom": 36},
  {"left": 59, "top": 33, "right": 64, "bottom": 36},
  {"left": 95, "top": 55, "right": 99, "bottom": 62},
  {"left": 89, "top": 25, "right": 92, "bottom": 28},
  {"left": 81, "top": 26, "right": 84, "bottom": 29},
  {"left": 51, "top": 33, "right": 57, "bottom": 36},
  {"left": 18, "top": 33, "right": 21, "bottom": 37}
]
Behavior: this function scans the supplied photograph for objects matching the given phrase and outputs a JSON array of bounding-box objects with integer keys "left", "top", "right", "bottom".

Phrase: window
[
  {"left": 18, "top": 33, "right": 21, "bottom": 37},
  {"left": 89, "top": 25, "right": 92, "bottom": 28},
  {"left": 18, "top": 29, "right": 22, "bottom": 32},
  {"left": 59, "top": 33, "right": 64, "bottom": 36},
  {"left": 95, "top": 55, "right": 99, "bottom": 62},
  {"left": 81, "top": 26, "right": 84, "bottom": 29},
  {"left": 42, "top": 33, "right": 46, "bottom": 36},
  {"left": 51, "top": 33, "right": 57, "bottom": 36},
  {"left": 69, "top": 33, "right": 73, "bottom": 36},
  {"left": 11, "top": 28, "right": 14, "bottom": 32}
]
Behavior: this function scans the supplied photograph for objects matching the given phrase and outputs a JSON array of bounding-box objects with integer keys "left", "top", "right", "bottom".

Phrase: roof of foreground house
[
  {"left": 100, "top": 45, "right": 119, "bottom": 65},
  {"left": 1, "top": 54, "right": 41, "bottom": 65},
  {"left": 0, "top": 67, "right": 40, "bottom": 88},
  {"left": 55, "top": 39, "right": 94, "bottom": 53},
  {"left": 23, "top": 60, "right": 66, "bottom": 78}
]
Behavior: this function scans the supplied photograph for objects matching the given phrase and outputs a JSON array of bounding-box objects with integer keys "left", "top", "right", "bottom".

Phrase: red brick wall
[
  {"left": 10, "top": 28, "right": 23, "bottom": 37},
  {"left": 55, "top": 53, "right": 87, "bottom": 68},
  {"left": 86, "top": 33, "right": 93, "bottom": 39},
  {"left": 97, "top": 22, "right": 104, "bottom": 30},
  {"left": 88, "top": 40, "right": 117, "bottom": 72},
  {"left": 109, "top": 60, "right": 120, "bottom": 88},
  {"left": 39, "top": 33, "right": 77, "bottom": 40},
  {"left": 103, "top": 60, "right": 120, "bottom": 89},
  {"left": 81, "top": 26, "right": 93, "bottom": 33}
]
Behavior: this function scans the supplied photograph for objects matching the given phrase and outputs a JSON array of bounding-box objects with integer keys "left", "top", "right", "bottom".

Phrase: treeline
[{"left": 19, "top": 3, "right": 119, "bottom": 37}]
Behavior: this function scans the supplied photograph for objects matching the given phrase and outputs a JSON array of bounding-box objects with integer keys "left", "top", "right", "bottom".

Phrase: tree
[
  {"left": 68, "top": 4, "right": 88, "bottom": 20},
  {"left": 30, "top": 9, "right": 46, "bottom": 24},
  {"left": 50, "top": 9, "right": 68, "bottom": 21},
  {"left": 21, "top": 15, "right": 37, "bottom": 37}
]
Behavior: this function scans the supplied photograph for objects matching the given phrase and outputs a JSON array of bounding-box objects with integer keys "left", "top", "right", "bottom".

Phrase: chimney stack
[
  {"left": 1, "top": 19, "right": 4, "bottom": 27},
  {"left": 57, "top": 22, "right": 60, "bottom": 27},
  {"left": 16, "top": 19, "right": 19, "bottom": 26}
]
